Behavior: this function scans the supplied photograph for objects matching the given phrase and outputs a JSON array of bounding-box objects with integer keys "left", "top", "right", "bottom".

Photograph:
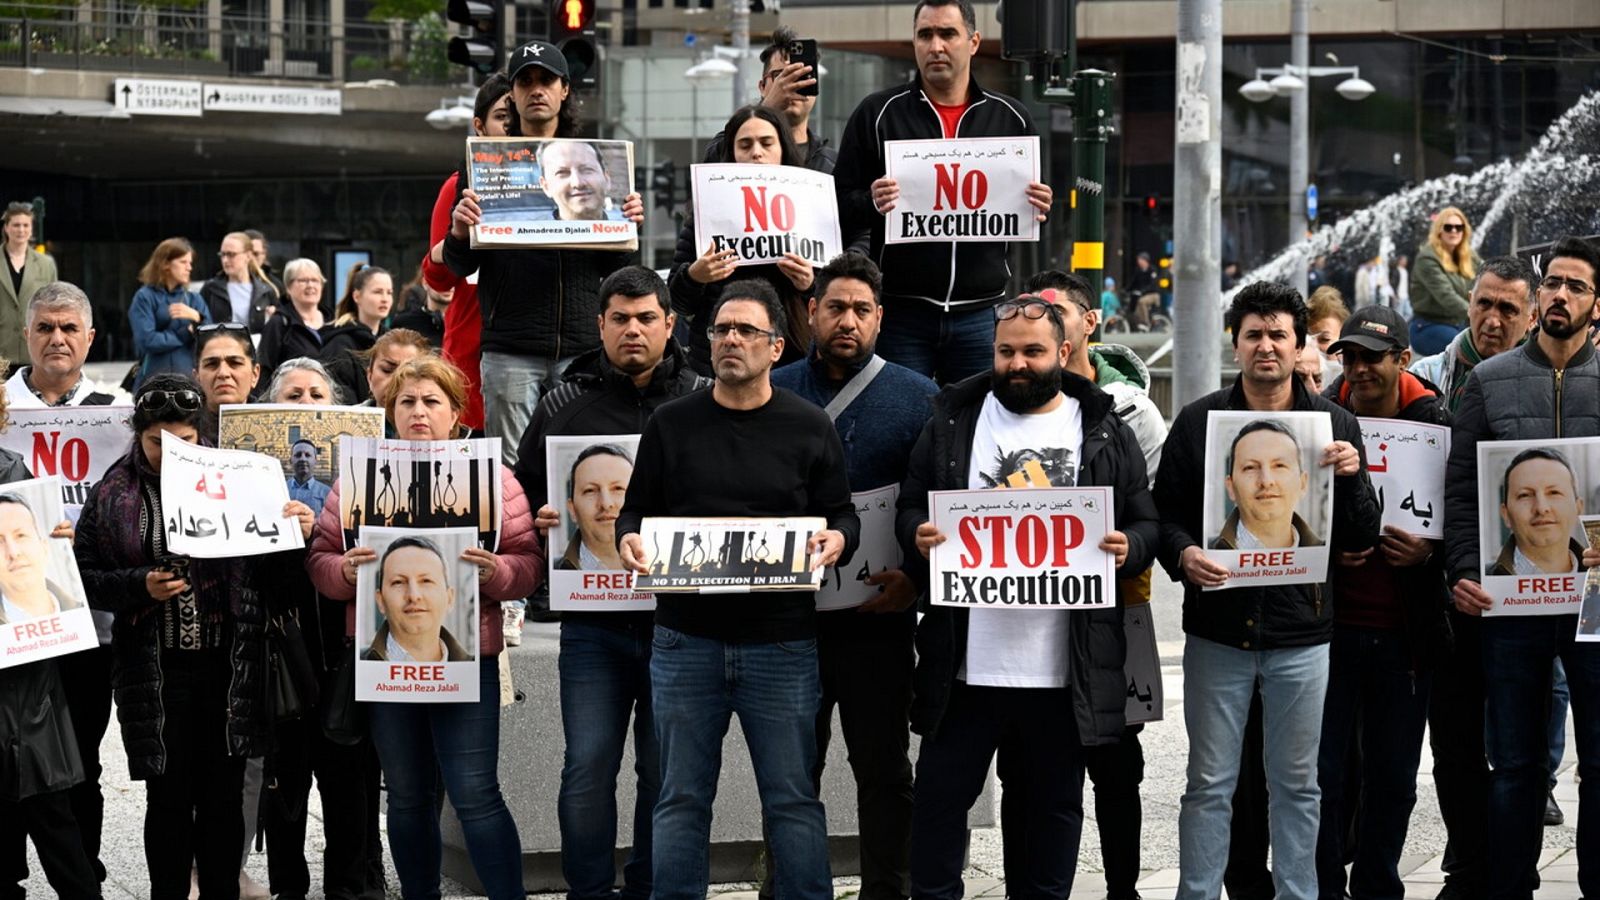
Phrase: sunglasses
[
  {"left": 1441, "top": 223, "right": 1466, "bottom": 234},
  {"left": 196, "top": 322, "right": 250, "bottom": 335},
  {"left": 136, "top": 389, "right": 203, "bottom": 414}
]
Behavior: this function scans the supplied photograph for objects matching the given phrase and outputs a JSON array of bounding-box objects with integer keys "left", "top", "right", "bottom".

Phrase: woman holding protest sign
[
  {"left": 130, "top": 238, "right": 212, "bottom": 390},
  {"left": 669, "top": 105, "right": 815, "bottom": 375},
  {"left": 307, "top": 355, "right": 541, "bottom": 900},
  {"left": 74, "top": 374, "right": 315, "bottom": 900}
]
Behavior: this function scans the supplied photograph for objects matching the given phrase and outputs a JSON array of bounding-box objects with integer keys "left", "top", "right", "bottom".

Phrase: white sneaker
[{"left": 503, "top": 604, "right": 525, "bottom": 647}]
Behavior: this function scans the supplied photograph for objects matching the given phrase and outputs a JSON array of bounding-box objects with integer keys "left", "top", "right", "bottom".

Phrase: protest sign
[
  {"left": 1578, "top": 517, "right": 1600, "bottom": 641},
  {"left": 690, "top": 163, "right": 842, "bottom": 266},
  {"left": 0, "top": 406, "right": 133, "bottom": 519},
  {"left": 465, "top": 137, "right": 637, "bottom": 251},
  {"left": 160, "top": 433, "right": 305, "bottom": 558},
  {"left": 219, "top": 404, "right": 387, "bottom": 517},
  {"left": 1123, "top": 604, "right": 1163, "bottom": 725},
  {"left": 927, "top": 487, "right": 1115, "bottom": 610},
  {"left": 883, "top": 136, "right": 1040, "bottom": 245},
  {"left": 545, "top": 435, "right": 653, "bottom": 612},
  {"left": 0, "top": 477, "right": 96, "bottom": 669},
  {"left": 337, "top": 437, "right": 503, "bottom": 551},
  {"left": 1359, "top": 417, "right": 1449, "bottom": 540},
  {"left": 354, "top": 526, "right": 479, "bottom": 703},
  {"left": 634, "top": 517, "right": 826, "bottom": 593},
  {"left": 1476, "top": 437, "right": 1600, "bottom": 616},
  {"left": 816, "top": 484, "right": 902, "bottom": 611},
  {"left": 1200, "top": 411, "right": 1334, "bottom": 589}
]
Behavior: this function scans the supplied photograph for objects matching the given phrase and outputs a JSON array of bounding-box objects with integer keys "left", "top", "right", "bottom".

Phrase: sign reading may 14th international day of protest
[
  {"left": 0, "top": 406, "right": 133, "bottom": 519},
  {"left": 634, "top": 517, "right": 827, "bottom": 593},
  {"left": 884, "top": 136, "right": 1040, "bottom": 245},
  {"left": 1476, "top": 436, "right": 1600, "bottom": 617},
  {"left": 1359, "top": 417, "right": 1449, "bottom": 540},
  {"left": 691, "top": 163, "right": 842, "bottom": 267},
  {"left": 545, "top": 435, "right": 653, "bottom": 612},
  {"left": 927, "top": 487, "right": 1115, "bottom": 610},
  {"left": 465, "top": 136, "right": 637, "bottom": 251},
  {"left": 1201, "top": 411, "right": 1335, "bottom": 589},
  {"left": 0, "top": 477, "right": 96, "bottom": 670},
  {"left": 354, "top": 525, "right": 480, "bottom": 703},
  {"left": 160, "top": 433, "right": 305, "bottom": 558}
]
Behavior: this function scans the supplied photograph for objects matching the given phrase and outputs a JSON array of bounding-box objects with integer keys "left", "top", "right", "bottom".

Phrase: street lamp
[
  {"left": 425, "top": 96, "right": 475, "bottom": 131},
  {"left": 683, "top": 57, "right": 735, "bottom": 160}
]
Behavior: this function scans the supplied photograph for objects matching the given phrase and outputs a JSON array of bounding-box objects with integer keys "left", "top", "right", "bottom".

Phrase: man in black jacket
[
  {"left": 896, "top": 297, "right": 1158, "bottom": 900},
  {"left": 833, "top": 0, "right": 1051, "bottom": 384},
  {"left": 445, "top": 40, "right": 646, "bottom": 467},
  {"left": 513, "top": 266, "right": 707, "bottom": 900},
  {"left": 1154, "top": 282, "right": 1380, "bottom": 900},
  {"left": 1317, "top": 305, "right": 1450, "bottom": 900}
]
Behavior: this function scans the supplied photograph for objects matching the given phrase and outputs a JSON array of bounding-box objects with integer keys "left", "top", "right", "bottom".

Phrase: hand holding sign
[
  {"left": 856, "top": 568, "right": 916, "bottom": 614},
  {"left": 775, "top": 252, "right": 814, "bottom": 291},
  {"left": 1322, "top": 440, "right": 1361, "bottom": 475},
  {"left": 1025, "top": 181, "right": 1052, "bottom": 222},
  {"left": 622, "top": 192, "right": 645, "bottom": 224},
  {"left": 872, "top": 177, "right": 900, "bottom": 215},
  {"left": 1379, "top": 525, "right": 1432, "bottom": 567},
  {"left": 689, "top": 242, "right": 740, "bottom": 284},
  {"left": 807, "top": 529, "right": 846, "bottom": 571},
  {"left": 452, "top": 189, "right": 483, "bottom": 239},
  {"left": 915, "top": 520, "right": 945, "bottom": 558}
]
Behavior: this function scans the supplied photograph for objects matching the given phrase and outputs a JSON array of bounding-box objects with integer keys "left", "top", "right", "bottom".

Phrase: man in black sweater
[
  {"left": 617, "top": 279, "right": 859, "bottom": 900},
  {"left": 512, "top": 266, "right": 708, "bottom": 900}
]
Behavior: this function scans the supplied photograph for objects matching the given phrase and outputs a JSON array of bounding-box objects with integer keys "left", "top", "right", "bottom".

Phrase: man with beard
[
  {"left": 1444, "top": 236, "right": 1600, "bottom": 900},
  {"left": 538, "top": 141, "right": 627, "bottom": 222},
  {"left": 1154, "top": 281, "right": 1379, "bottom": 900},
  {"left": 618, "top": 279, "right": 858, "bottom": 900},
  {"left": 765, "top": 252, "right": 935, "bottom": 900},
  {"left": 285, "top": 440, "right": 331, "bottom": 515},
  {"left": 895, "top": 296, "right": 1158, "bottom": 900},
  {"left": 512, "top": 266, "right": 707, "bottom": 900}
]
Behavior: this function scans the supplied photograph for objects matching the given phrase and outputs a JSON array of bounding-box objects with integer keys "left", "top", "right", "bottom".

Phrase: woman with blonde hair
[
  {"left": 130, "top": 237, "right": 211, "bottom": 389},
  {"left": 199, "top": 231, "right": 279, "bottom": 332},
  {"left": 1409, "top": 206, "right": 1481, "bottom": 356}
]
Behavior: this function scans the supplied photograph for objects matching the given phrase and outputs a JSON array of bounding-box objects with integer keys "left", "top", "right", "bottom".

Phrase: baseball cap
[
  {"left": 1327, "top": 305, "right": 1409, "bottom": 355},
  {"left": 507, "top": 40, "right": 569, "bottom": 82}
]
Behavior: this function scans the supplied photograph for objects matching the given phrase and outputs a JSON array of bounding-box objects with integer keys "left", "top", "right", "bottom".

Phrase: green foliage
[
  {"left": 406, "top": 12, "right": 449, "bottom": 83},
  {"left": 365, "top": 0, "right": 438, "bottom": 22}
]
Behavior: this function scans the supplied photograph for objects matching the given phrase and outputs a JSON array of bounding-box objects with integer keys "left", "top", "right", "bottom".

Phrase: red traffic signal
[{"left": 549, "top": 0, "right": 599, "bottom": 91}]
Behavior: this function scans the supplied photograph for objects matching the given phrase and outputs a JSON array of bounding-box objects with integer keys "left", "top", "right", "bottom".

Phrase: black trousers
[
  {"left": 1429, "top": 610, "right": 1488, "bottom": 896},
  {"left": 260, "top": 718, "right": 385, "bottom": 900},
  {"left": 911, "top": 684, "right": 1085, "bottom": 900},
  {"left": 0, "top": 791, "right": 100, "bottom": 899}
]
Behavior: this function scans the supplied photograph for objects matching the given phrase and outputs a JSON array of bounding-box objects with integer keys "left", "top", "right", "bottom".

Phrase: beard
[
  {"left": 817, "top": 333, "right": 874, "bottom": 370},
  {"left": 1540, "top": 302, "right": 1593, "bottom": 339},
  {"left": 991, "top": 364, "right": 1063, "bottom": 413}
]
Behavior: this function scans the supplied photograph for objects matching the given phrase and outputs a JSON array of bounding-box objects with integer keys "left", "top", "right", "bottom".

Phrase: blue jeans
[
  {"left": 1178, "top": 637, "right": 1329, "bottom": 900},
  {"left": 1408, "top": 317, "right": 1462, "bottom": 357},
  {"left": 478, "top": 350, "right": 574, "bottom": 467},
  {"left": 559, "top": 620, "right": 659, "bottom": 900},
  {"left": 1480, "top": 616, "right": 1600, "bottom": 900},
  {"left": 368, "top": 657, "right": 523, "bottom": 900},
  {"left": 874, "top": 300, "right": 995, "bottom": 385},
  {"left": 649, "top": 626, "right": 829, "bottom": 900},
  {"left": 1315, "top": 626, "right": 1431, "bottom": 900},
  {"left": 1551, "top": 658, "right": 1569, "bottom": 787}
]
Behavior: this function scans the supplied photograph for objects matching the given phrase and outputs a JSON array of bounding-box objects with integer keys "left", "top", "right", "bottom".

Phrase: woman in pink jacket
[{"left": 307, "top": 354, "right": 542, "bottom": 900}]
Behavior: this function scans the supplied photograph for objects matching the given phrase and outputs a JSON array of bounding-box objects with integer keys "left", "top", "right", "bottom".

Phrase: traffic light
[
  {"left": 651, "top": 160, "right": 677, "bottom": 212},
  {"left": 1144, "top": 194, "right": 1158, "bottom": 212},
  {"left": 549, "top": 0, "right": 599, "bottom": 92},
  {"left": 447, "top": 0, "right": 503, "bottom": 78}
]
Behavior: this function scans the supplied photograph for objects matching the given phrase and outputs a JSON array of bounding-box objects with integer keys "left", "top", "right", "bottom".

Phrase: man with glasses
[
  {"left": 1317, "top": 305, "right": 1451, "bottom": 900},
  {"left": 616, "top": 279, "right": 859, "bottom": 900},
  {"left": 1444, "top": 235, "right": 1600, "bottom": 900},
  {"left": 895, "top": 294, "right": 1156, "bottom": 900}
]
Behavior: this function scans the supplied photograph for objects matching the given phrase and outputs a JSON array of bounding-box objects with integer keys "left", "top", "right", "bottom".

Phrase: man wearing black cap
[
  {"left": 1317, "top": 303, "right": 1450, "bottom": 900},
  {"left": 443, "top": 39, "right": 646, "bottom": 467}
]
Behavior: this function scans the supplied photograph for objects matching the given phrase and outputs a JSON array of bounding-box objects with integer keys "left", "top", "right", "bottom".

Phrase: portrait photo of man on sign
[
  {"left": 1211, "top": 418, "right": 1324, "bottom": 550},
  {"left": 362, "top": 531, "right": 476, "bottom": 664},
  {"left": 1486, "top": 447, "right": 1585, "bottom": 576},
  {"left": 538, "top": 141, "right": 629, "bottom": 223},
  {"left": 0, "top": 491, "right": 81, "bottom": 622},
  {"left": 557, "top": 442, "right": 633, "bottom": 572}
]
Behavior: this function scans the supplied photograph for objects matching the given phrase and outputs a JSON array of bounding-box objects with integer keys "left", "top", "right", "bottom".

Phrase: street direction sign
[
  {"left": 113, "top": 78, "right": 203, "bottom": 117},
  {"left": 201, "top": 84, "right": 342, "bottom": 115}
]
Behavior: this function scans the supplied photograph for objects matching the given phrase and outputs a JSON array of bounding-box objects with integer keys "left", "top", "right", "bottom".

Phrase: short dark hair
[
  {"left": 716, "top": 105, "right": 802, "bottom": 168},
  {"left": 814, "top": 253, "right": 881, "bottom": 306},
  {"left": 997, "top": 297, "right": 1067, "bottom": 345},
  {"left": 711, "top": 279, "right": 787, "bottom": 340},
  {"left": 374, "top": 535, "right": 450, "bottom": 596},
  {"left": 567, "top": 443, "right": 634, "bottom": 502},
  {"left": 1227, "top": 281, "right": 1308, "bottom": 348},
  {"left": 1472, "top": 255, "right": 1536, "bottom": 305},
  {"left": 131, "top": 373, "right": 212, "bottom": 436},
  {"left": 1501, "top": 447, "right": 1577, "bottom": 504},
  {"left": 1548, "top": 236, "right": 1600, "bottom": 286},
  {"left": 1025, "top": 269, "right": 1095, "bottom": 311},
  {"left": 759, "top": 25, "right": 799, "bottom": 71},
  {"left": 473, "top": 72, "right": 512, "bottom": 127},
  {"left": 597, "top": 266, "right": 669, "bottom": 314},
  {"left": 291, "top": 439, "right": 318, "bottom": 454},
  {"left": 913, "top": 0, "right": 976, "bottom": 34},
  {"left": 1226, "top": 419, "right": 1303, "bottom": 476}
]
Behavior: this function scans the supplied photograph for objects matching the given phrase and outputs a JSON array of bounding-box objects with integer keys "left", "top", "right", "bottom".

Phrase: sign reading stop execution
[
  {"left": 927, "top": 487, "right": 1116, "bottom": 610},
  {"left": 883, "top": 136, "right": 1040, "bottom": 245},
  {"left": 691, "top": 163, "right": 842, "bottom": 266}
]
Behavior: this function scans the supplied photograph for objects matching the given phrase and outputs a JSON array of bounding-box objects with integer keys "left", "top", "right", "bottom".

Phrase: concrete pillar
[
  {"left": 1172, "top": 0, "right": 1222, "bottom": 411},
  {"left": 269, "top": 0, "right": 285, "bottom": 74},
  {"left": 331, "top": 0, "right": 346, "bottom": 81},
  {"left": 208, "top": 0, "right": 222, "bottom": 64},
  {"left": 1288, "top": 0, "right": 1309, "bottom": 299}
]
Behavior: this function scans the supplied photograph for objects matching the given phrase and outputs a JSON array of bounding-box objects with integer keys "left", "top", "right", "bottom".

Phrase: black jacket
[
  {"left": 318, "top": 322, "right": 380, "bottom": 406},
  {"left": 834, "top": 73, "right": 1037, "bottom": 310},
  {"left": 258, "top": 302, "right": 329, "bottom": 391},
  {"left": 667, "top": 213, "right": 812, "bottom": 375},
  {"left": 895, "top": 372, "right": 1159, "bottom": 744},
  {"left": 199, "top": 273, "right": 277, "bottom": 333},
  {"left": 391, "top": 307, "right": 445, "bottom": 350},
  {"left": 1154, "top": 377, "right": 1382, "bottom": 651}
]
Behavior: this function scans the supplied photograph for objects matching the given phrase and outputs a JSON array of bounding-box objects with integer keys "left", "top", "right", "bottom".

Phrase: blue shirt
[
  {"left": 286, "top": 477, "right": 332, "bottom": 515},
  {"left": 771, "top": 353, "right": 938, "bottom": 492}
]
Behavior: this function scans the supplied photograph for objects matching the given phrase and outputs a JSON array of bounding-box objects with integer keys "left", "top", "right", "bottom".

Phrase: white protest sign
[
  {"left": 1123, "top": 604, "right": 1164, "bottom": 725},
  {"left": 0, "top": 406, "right": 133, "bottom": 521},
  {"left": 816, "top": 484, "right": 902, "bottom": 611},
  {"left": 159, "top": 433, "right": 304, "bottom": 558},
  {"left": 0, "top": 477, "right": 97, "bottom": 670},
  {"left": 545, "top": 435, "right": 653, "bottom": 612},
  {"left": 1477, "top": 437, "right": 1600, "bottom": 616},
  {"left": 691, "top": 163, "right": 842, "bottom": 266},
  {"left": 927, "top": 487, "right": 1115, "bottom": 610},
  {"left": 884, "top": 136, "right": 1040, "bottom": 245},
  {"left": 355, "top": 526, "right": 480, "bottom": 703},
  {"left": 1359, "top": 417, "right": 1448, "bottom": 540},
  {"left": 337, "top": 436, "right": 504, "bottom": 552}
]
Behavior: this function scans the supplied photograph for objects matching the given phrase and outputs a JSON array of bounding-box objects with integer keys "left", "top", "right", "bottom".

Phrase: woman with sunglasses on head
[
  {"left": 1409, "top": 206, "right": 1482, "bottom": 356},
  {"left": 669, "top": 105, "right": 816, "bottom": 376},
  {"left": 307, "top": 355, "right": 540, "bottom": 900},
  {"left": 131, "top": 238, "right": 212, "bottom": 390},
  {"left": 260, "top": 259, "right": 332, "bottom": 392},
  {"left": 75, "top": 374, "right": 316, "bottom": 900},
  {"left": 194, "top": 323, "right": 262, "bottom": 413},
  {"left": 200, "top": 232, "right": 280, "bottom": 333}
]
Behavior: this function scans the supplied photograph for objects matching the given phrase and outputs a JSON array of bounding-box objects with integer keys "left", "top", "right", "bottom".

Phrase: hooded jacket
[{"left": 1089, "top": 343, "right": 1166, "bottom": 482}]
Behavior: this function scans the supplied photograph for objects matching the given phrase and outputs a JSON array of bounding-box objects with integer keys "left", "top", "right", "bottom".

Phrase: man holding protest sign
[
  {"left": 1443, "top": 236, "right": 1600, "bottom": 900},
  {"left": 765, "top": 252, "right": 935, "bottom": 900},
  {"left": 1154, "top": 282, "right": 1379, "bottom": 900},
  {"left": 833, "top": 0, "right": 1051, "bottom": 384},
  {"left": 616, "top": 280, "right": 858, "bottom": 900},
  {"left": 512, "top": 265, "right": 707, "bottom": 900},
  {"left": 1317, "top": 305, "right": 1451, "bottom": 900},
  {"left": 895, "top": 295, "right": 1156, "bottom": 900}
]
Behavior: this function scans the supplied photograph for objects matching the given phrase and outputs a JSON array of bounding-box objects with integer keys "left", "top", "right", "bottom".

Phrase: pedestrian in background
[
  {"left": 0, "top": 201, "right": 59, "bottom": 375},
  {"left": 129, "top": 238, "right": 210, "bottom": 389},
  {"left": 1409, "top": 208, "right": 1480, "bottom": 356}
]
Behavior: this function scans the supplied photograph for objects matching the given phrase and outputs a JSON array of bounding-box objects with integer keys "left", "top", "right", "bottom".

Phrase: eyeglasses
[
  {"left": 136, "top": 389, "right": 203, "bottom": 414},
  {"left": 218, "top": 251, "right": 244, "bottom": 259},
  {"left": 1441, "top": 223, "right": 1466, "bottom": 234},
  {"left": 707, "top": 323, "right": 777, "bottom": 343},
  {"left": 1540, "top": 275, "right": 1596, "bottom": 299},
  {"left": 289, "top": 277, "right": 325, "bottom": 287},
  {"left": 994, "top": 297, "right": 1060, "bottom": 322},
  {"left": 196, "top": 322, "right": 250, "bottom": 335}
]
